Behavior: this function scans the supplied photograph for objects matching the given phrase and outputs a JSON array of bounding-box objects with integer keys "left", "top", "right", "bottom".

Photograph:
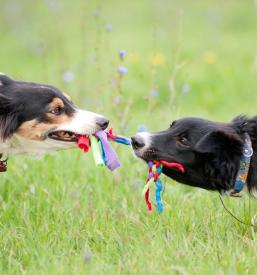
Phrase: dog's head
[
  {"left": 0, "top": 74, "right": 109, "bottom": 156},
  {"left": 131, "top": 117, "right": 244, "bottom": 192}
]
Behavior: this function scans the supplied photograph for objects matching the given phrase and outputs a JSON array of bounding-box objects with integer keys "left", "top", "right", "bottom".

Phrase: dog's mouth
[
  {"left": 142, "top": 149, "right": 158, "bottom": 161},
  {"left": 135, "top": 148, "right": 176, "bottom": 164},
  {"left": 48, "top": 131, "right": 80, "bottom": 142},
  {"left": 134, "top": 148, "right": 158, "bottom": 162}
]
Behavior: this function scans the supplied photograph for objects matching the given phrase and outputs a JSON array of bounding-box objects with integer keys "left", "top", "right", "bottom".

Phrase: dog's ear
[
  {"left": 0, "top": 74, "right": 13, "bottom": 88},
  {"left": 194, "top": 130, "right": 242, "bottom": 154},
  {"left": 0, "top": 114, "right": 20, "bottom": 141},
  {"left": 0, "top": 75, "right": 19, "bottom": 141},
  {"left": 0, "top": 96, "right": 20, "bottom": 141}
]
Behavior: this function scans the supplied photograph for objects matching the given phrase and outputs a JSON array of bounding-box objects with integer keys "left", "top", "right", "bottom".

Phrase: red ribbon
[
  {"left": 77, "top": 135, "right": 90, "bottom": 152},
  {"left": 106, "top": 128, "right": 118, "bottom": 140},
  {"left": 160, "top": 160, "right": 185, "bottom": 173},
  {"left": 144, "top": 160, "right": 185, "bottom": 212}
]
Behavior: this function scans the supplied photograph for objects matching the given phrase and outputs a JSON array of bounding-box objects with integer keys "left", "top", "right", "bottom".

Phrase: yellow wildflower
[
  {"left": 149, "top": 52, "right": 166, "bottom": 66},
  {"left": 203, "top": 51, "right": 218, "bottom": 64}
]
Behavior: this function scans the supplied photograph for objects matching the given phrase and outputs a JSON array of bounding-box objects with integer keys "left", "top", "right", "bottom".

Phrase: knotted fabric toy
[
  {"left": 142, "top": 160, "right": 185, "bottom": 213},
  {"left": 78, "top": 129, "right": 131, "bottom": 171},
  {"left": 95, "top": 131, "right": 121, "bottom": 171}
]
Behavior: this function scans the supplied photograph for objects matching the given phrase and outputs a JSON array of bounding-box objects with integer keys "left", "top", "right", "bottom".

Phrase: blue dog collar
[{"left": 233, "top": 133, "right": 253, "bottom": 193}]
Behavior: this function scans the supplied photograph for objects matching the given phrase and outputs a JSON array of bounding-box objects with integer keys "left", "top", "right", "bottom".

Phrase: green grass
[{"left": 0, "top": 0, "right": 257, "bottom": 274}]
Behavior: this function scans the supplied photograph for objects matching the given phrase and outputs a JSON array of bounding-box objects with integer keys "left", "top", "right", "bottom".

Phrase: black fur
[
  {"left": 0, "top": 74, "right": 75, "bottom": 141},
  {"left": 132, "top": 117, "right": 257, "bottom": 197}
]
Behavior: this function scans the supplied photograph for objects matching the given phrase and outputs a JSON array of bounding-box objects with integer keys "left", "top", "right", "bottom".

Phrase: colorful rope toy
[
  {"left": 77, "top": 129, "right": 131, "bottom": 171},
  {"left": 143, "top": 160, "right": 185, "bottom": 213}
]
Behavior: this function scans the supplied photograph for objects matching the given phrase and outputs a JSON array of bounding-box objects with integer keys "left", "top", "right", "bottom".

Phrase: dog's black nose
[
  {"left": 131, "top": 135, "right": 145, "bottom": 149},
  {"left": 96, "top": 117, "right": 109, "bottom": 130}
]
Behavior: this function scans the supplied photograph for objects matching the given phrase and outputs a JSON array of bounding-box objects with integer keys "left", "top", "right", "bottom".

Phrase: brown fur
[
  {"left": 17, "top": 98, "right": 73, "bottom": 141},
  {"left": 48, "top": 97, "right": 64, "bottom": 111},
  {"left": 17, "top": 119, "right": 56, "bottom": 140}
]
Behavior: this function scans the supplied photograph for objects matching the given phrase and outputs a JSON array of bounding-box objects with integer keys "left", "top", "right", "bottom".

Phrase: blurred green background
[{"left": 0, "top": 0, "right": 257, "bottom": 274}]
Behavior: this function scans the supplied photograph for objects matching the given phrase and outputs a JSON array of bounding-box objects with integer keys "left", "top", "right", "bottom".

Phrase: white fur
[
  {"left": 0, "top": 134, "right": 73, "bottom": 157},
  {"left": 54, "top": 109, "right": 103, "bottom": 136},
  {"left": 221, "top": 186, "right": 257, "bottom": 198},
  {"left": 0, "top": 108, "right": 105, "bottom": 157},
  {"left": 136, "top": 132, "right": 151, "bottom": 148},
  {"left": 221, "top": 189, "right": 239, "bottom": 197},
  {"left": 133, "top": 132, "right": 152, "bottom": 158}
]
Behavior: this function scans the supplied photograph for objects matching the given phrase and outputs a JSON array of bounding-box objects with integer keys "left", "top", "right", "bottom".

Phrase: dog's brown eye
[
  {"left": 177, "top": 136, "right": 189, "bottom": 147},
  {"left": 180, "top": 137, "right": 186, "bottom": 143},
  {"left": 50, "top": 106, "right": 64, "bottom": 116}
]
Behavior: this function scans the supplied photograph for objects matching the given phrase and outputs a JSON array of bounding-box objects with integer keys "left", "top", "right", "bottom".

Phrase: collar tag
[{"left": 243, "top": 133, "right": 253, "bottom": 157}]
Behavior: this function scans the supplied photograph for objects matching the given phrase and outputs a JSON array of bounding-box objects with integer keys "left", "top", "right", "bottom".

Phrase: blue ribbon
[{"left": 155, "top": 166, "right": 163, "bottom": 213}]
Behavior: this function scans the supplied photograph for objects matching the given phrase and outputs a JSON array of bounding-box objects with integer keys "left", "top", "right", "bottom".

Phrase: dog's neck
[
  {"left": 0, "top": 134, "right": 75, "bottom": 159},
  {"left": 0, "top": 135, "right": 50, "bottom": 158}
]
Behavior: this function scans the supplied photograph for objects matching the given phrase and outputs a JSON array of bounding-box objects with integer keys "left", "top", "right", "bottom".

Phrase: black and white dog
[
  {"left": 0, "top": 73, "right": 109, "bottom": 167},
  {"left": 131, "top": 117, "right": 257, "bottom": 198}
]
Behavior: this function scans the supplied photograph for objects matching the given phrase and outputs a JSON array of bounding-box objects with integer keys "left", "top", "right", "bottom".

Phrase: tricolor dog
[
  {"left": 0, "top": 73, "right": 109, "bottom": 170},
  {"left": 131, "top": 117, "right": 257, "bottom": 198}
]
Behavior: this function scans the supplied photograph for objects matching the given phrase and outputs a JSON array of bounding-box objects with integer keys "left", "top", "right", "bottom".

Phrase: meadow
[{"left": 0, "top": 0, "right": 257, "bottom": 274}]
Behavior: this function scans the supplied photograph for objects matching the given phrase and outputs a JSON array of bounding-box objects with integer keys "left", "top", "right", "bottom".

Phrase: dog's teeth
[{"left": 49, "top": 131, "right": 77, "bottom": 141}]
